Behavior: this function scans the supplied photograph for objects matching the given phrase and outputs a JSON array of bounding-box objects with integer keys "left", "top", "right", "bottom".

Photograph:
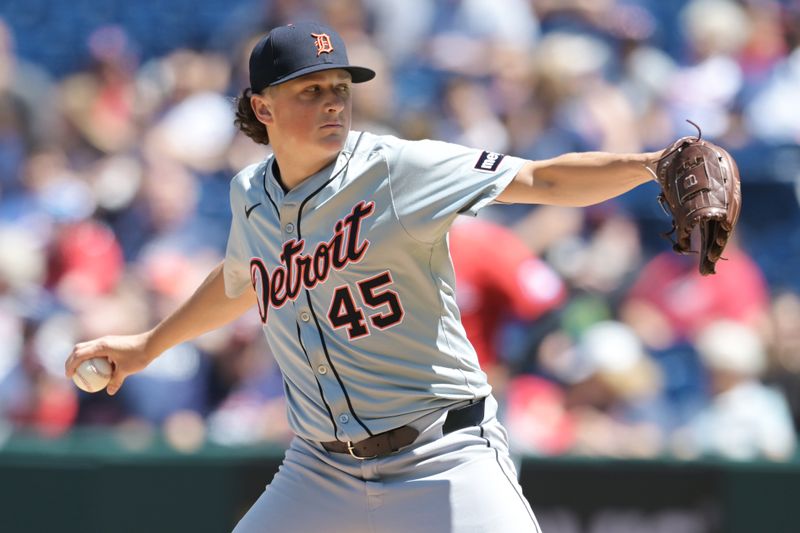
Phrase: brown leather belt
[{"left": 321, "top": 397, "right": 486, "bottom": 459}]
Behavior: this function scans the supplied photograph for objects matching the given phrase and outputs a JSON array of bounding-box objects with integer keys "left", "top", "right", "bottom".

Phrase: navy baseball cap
[{"left": 249, "top": 22, "right": 376, "bottom": 92}]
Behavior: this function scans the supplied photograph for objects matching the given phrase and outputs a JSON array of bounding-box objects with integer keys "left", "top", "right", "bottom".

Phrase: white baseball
[{"left": 72, "top": 357, "right": 113, "bottom": 393}]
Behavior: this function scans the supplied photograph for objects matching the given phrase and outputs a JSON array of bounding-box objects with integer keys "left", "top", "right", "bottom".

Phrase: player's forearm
[
  {"left": 498, "top": 151, "right": 660, "bottom": 207},
  {"left": 144, "top": 261, "right": 255, "bottom": 358}
]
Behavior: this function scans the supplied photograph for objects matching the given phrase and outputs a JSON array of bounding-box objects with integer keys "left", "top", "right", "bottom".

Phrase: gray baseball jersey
[{"left": 223, "top": 130, "right": 525, "bottom": 444}]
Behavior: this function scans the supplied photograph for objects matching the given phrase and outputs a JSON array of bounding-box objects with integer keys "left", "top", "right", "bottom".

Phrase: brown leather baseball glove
[{"left": 653, "top": 126, "right": 742, "bottom": 275}]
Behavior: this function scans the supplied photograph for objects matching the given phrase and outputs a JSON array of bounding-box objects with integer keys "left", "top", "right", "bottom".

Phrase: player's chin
[{"left": 317, "top": 127, "right": 348, "bottom": 149}]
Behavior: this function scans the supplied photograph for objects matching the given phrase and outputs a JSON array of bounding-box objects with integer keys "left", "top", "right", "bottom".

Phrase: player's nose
[{"left": 323, "top": 90, "right": 346, "bottom": 113}]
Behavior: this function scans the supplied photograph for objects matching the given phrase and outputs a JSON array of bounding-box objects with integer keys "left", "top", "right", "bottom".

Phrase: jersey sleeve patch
[{"left": 473, "top": 151, "right": 505, "bottom": 173}]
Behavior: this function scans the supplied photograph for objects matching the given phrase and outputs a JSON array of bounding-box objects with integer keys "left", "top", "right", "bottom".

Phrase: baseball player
[{"left": 65, "top": 22, "right": 662, "bottom": 532}]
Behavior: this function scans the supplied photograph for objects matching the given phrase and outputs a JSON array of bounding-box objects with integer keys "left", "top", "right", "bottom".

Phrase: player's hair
[{"left": 233, "top": 88, "right": 270, "bottom": 145}]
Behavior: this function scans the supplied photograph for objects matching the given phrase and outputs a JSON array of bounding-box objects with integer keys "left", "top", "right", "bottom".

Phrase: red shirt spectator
[
  {"left": 622, "top": 246, "right": 769, "bottom": 348},
  {"left": 449, "top": 218, "right": 567, "bottom": 369}
]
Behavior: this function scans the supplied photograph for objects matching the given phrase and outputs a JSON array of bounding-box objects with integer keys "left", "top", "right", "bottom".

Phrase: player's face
[{"left": 258, "top": 69, "right": 353, "bottom": 157}]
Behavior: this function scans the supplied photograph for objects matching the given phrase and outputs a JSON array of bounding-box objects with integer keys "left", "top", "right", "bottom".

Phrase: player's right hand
[{"left": 65, "top": 332, "right": 156, "bottom": 395}]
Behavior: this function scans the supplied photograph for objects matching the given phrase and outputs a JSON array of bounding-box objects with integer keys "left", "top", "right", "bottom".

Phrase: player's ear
[{"left": 251, "top": 94, "right": 273, "bottom": 125}]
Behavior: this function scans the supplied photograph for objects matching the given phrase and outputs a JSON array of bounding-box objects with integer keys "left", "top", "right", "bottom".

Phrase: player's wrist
[
  {"left": 642, "top": 151, "right": 661, "bottom": 182},
  {"left": 140, "top": 329, "right": 166, "bottom": 365}
]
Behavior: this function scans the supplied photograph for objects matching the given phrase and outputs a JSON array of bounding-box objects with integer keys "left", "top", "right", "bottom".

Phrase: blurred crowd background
[{"left": 0, "top": 0, "right": 799, "bottom": 462}]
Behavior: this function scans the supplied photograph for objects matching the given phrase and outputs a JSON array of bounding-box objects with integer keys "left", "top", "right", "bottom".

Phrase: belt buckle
[{"left": 346, "top": 441, "right": 377, "bottom": 460}]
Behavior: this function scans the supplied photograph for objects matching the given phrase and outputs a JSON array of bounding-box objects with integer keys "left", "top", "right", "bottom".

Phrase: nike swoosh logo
[{"left": 245, "top": 203, "right": 262, "bottom": 219}]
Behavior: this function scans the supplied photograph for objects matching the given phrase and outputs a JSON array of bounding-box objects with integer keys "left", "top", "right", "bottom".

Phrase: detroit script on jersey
[{"left": 250, "top": 201, "right": 375, "bottom": 322}]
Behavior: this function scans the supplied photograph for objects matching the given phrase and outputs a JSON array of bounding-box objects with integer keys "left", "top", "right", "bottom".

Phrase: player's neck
[{"left": 271, "top": 150, "right": 339, "bottom": 190}]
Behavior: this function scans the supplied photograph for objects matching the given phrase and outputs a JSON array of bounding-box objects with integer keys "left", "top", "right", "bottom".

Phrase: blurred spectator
[
  {"left": 620, "top": 244, "right": 769, "bottom": 350},
  {"left": 58, "top": 25, "right": 139, "bottom": 155},
  {"left": 505, "top": 374, "right": 576, "bottom": 456},
  {"left": 205, "top": 325, "right": 292, "bottom": 446},
  {"left": 763, "top": 290, "right": 800, "bottom": 433},
  {"left": 546, "top": 320, "right": 672, "bottom": 458},
  {"left": 744, "top": 46, "right": 800, "bottom": 144},
  {"left": 0, "top": 17, "right": 58, "bottom": 194},
  {"left": 539, "top": 205, "right": 644, "bottom": 298},
  {"left": 618, "top": 241, "right": 773, "bottom": 425},
  {"left": 450, "top": 217, "right": 566, "bottom": 395},
  {"left": 425, "top": 0, "right": 539, "bottom": 80},
  {"left": 667, "top": 0, "right": 750, "bottom": 139},
  {"left": 672, "top": 320, "right": 796, "bottom": 461},
  {"left": 362, "top": 0, "right": 436, "bottom": 68},
  {"left": 47, "top": 220, "right": 125, "bottom": 304},
  {"left": 441, "top": 78, "right": 511, "bottom": 153},
  {"left": 2, "top": 310, "right": 81, "bottom": 438}
]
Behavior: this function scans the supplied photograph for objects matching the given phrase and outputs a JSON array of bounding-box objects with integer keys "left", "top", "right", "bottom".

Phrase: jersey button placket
[{"left": 293, "top": 305, "right": 351, "bottom": 436}]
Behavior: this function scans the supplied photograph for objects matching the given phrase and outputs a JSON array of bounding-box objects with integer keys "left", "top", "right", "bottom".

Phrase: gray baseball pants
[{"left": 232, "top": 395, "right": 541, "bottom": 533}]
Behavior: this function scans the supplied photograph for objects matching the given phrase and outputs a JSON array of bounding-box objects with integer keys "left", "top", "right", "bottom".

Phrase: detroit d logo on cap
[{"left": 312, "top": 33, "right": 334, "bottom": 56}]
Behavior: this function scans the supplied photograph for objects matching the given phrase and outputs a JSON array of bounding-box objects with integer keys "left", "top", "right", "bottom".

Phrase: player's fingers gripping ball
[
  {"left": 72, "top": 357, "right": 113, "bottom": 393},
  {"left": 654, "top": 121, "right": 742, "bottom": 275}
]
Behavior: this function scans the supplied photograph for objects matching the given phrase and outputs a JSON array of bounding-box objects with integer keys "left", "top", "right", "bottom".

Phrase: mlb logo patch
[{"left": 474, "top": 151, "right": 505, "bottom": 173}]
